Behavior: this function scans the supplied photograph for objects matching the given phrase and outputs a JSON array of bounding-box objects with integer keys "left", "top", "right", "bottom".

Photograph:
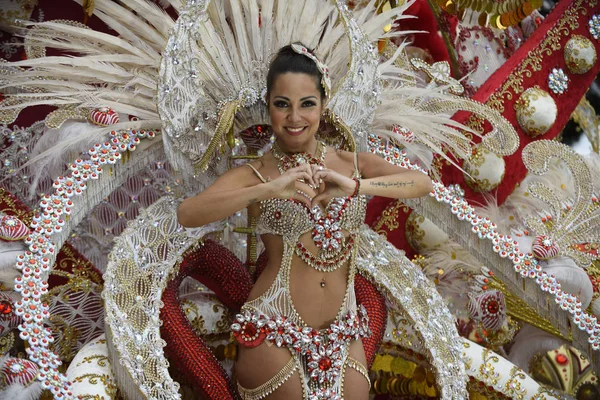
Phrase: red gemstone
[
  {"left": 555, "top": 354, "right": 569, "bottom": 365},
  {"left": 486, "top": 300, "right": 500, "bottom": 314},
  {"left": 318, "top": 357, "right": 332, "bottom": 371},
  {"left": 244, "top": 323, "right": 257, "bottom": 337},
  {"left": 0, "top": 301, "right": 12, "bottom": 315}
]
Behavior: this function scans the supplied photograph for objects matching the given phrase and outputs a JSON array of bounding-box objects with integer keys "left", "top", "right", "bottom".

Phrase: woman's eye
[
  {"left": 273, "top": 101, "right": 288, "bottom": 108},
  {"left": 302, "top": 101, "right": 316, "bottom": 107}
]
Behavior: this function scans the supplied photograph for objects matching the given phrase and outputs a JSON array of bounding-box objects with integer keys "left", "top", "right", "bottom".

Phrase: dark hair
[{"left": 266, "top": 44, "right": 326, "bottom": 100}]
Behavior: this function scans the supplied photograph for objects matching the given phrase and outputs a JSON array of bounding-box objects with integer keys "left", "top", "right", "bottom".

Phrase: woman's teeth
[{"left": 287, "top": 127, "right": 304, "bottom": 132}]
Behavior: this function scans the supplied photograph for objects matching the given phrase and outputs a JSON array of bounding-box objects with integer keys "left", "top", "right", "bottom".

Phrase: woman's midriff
[{"left": 246, "top": 232, "right": 352, "bottom": 330}]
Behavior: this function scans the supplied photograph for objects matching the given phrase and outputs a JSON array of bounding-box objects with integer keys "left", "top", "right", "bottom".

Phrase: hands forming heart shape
[{"left": 268, "top": 163, "right": 356, "bottom": 208}]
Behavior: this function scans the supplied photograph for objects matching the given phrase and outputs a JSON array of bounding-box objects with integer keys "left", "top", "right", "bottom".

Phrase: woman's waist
[{"left": 245, "top": 254, "right": 353, "bottom": 304}]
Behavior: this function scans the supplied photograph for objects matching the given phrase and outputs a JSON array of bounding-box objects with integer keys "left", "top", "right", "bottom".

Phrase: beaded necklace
[{"left": 271, "top": 140, "right": 326, "bottom": 175}]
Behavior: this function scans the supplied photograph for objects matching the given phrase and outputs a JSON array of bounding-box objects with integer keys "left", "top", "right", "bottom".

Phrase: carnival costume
[
  {"left": 232, "top": 151, "right": 369, "bottom": 399},
  {"left": 2, "top": 0, "right": 600, "bottom": 399}
]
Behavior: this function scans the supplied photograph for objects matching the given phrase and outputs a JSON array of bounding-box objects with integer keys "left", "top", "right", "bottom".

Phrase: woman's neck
[{"left": 275, "top": 138, "right": 319, "bottom": 156}]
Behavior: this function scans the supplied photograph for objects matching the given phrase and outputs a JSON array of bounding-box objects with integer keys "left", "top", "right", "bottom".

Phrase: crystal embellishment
[
  {"left": 547, "top": 68, "right": 569, "bottom": 95},
  {"left": 589, "top": 15, "right": 600, "bottom": 40}
]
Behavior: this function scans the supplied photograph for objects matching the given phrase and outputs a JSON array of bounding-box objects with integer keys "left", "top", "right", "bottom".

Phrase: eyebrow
[{"left": 273, "top": 96, "right": 318, "bottom": 101}]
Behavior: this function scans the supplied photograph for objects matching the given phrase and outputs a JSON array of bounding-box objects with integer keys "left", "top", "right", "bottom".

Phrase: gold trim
[
  {"left": 0, "top": 187, "right": 34, "bottom": 224},
  {"left": 194, "top": 100, "right": 240, "bottom": 174},
  {"left": 322, "top": 108, "right": 356, "bottom": 152},
  {"left": 373, "top": 200, "right": 410, "bottom": 234}
]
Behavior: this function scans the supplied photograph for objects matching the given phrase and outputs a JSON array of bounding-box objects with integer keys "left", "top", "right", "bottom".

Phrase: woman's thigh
[
  {"left": 343, "top": 340, "right": 370, "bottom": 400},
  {"left": 235, "top": 343, "right": 303, "bottom": 399}
]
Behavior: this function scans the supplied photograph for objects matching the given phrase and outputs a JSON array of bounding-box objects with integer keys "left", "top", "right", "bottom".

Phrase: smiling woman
[{"left": 177, "top": 44, "right": 434, "bottom": 400}]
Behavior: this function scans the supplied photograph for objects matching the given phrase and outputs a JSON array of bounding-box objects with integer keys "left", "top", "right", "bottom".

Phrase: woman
[{"left": 177, "top": 44, "right": 433, "bottom": 400}]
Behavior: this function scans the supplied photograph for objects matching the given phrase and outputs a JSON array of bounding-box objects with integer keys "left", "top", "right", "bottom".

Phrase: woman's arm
[
  {"left": 177, "top": 163, "right": 316, "bottom": 227},
  {"left": 177, "top": 166, "right": 270, "bottom": 227},
  {"left": 311, "top": 151, "right": 432, "bottom": 205},
  {"left": 357, "top": 152, "right": 433, "bottom": 198}
]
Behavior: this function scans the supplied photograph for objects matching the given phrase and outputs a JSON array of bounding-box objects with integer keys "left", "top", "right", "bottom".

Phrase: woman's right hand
[{"left": 265, "top": 164, "right": 316, "bottom": 207}]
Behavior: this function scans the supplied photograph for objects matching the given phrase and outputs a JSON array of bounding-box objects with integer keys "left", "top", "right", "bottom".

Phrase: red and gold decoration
[
  {"left": 530, "top": 345, "right": 599, "bottom": 399},
  {"left": 1, "top": 357, "right": 38, "bottom": 386},
  {"left": 435, "top": 0, "right": 544, "bottom": 28},
  {"left": 2, "top": 0, "right": 600, "bottom": 399},
  {"left": 443, "top": 0, "right": 600, "bottom": 206},
  {"left": 468, "top": 290, "right": 506, "bottom": 331}
]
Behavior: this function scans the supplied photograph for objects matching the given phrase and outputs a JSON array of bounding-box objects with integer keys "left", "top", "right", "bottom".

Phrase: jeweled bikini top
[{"left": 255, "top": 195, "right": 367, "bottom": 240}]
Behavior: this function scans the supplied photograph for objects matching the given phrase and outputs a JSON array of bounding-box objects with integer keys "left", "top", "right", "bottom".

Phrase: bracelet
[{"left": 351, "top": 178, "right": 361, "bottom": 197}]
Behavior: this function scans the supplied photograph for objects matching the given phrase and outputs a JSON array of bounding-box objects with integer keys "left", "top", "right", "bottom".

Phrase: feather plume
[
  {"left": 544, "top": 256, "right": 593, "bottom": 309},
  {"left": 19, "top": 120, "right": 161, "bottom": 197},
  {"left": 473, "top": 193, "right": 514, "bottom": 233},
  {"left": 0, "top": 383, "right": 43, "bottom": 400},
  {"left": 421, "top": 241, "right": 481, "bottom": 314}
]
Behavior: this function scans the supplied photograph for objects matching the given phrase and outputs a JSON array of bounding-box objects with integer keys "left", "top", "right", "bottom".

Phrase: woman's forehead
[{"left": 270, "top": 72, "right": 321, "bottom": 97}]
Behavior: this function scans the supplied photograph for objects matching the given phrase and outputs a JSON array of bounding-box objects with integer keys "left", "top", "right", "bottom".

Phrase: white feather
[
  {"left": 544, "top": 256, "right": 593, "bottom": 309},
  {"left": 0, "top": 383, "right": 42, "bottom": 400},
  {"left": 473, "top": 193, "right": 513, "bottom": 233}
]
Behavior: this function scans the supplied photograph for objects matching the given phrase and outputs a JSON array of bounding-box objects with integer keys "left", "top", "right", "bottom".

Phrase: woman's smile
[{"left": 285, "top": 126, "right": 308, "bottom": 135}]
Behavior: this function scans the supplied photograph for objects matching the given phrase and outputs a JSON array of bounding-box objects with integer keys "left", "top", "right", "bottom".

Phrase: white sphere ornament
[
  {"left": 564, "top": 35, "right": 597, "bottom": 74},
  {"left": 463, "top": 145, "right": 505, "bottom": 192},
  {"left": 405, "top": 212, "right": 449, "bottom": 252},
  {"left": 514, "top": 87, "right": 557, "bottom": 138}
]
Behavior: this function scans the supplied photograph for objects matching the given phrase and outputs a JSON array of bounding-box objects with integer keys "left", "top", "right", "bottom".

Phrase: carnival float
[{"left": 0, "top": 0, "right": 599, "bottom": 399}]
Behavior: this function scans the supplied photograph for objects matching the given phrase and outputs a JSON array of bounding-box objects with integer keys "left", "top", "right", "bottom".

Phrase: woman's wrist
[
  {"left": 257, "top": 181, "right": 276, "bottom": 200},
  {"left": 351, "top": 178, "right": 361, "bottom": 197}
]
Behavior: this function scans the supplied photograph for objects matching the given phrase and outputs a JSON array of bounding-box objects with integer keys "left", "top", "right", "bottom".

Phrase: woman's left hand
[{"left": 311, "top": 167, "right": 356, "bottom": 207}]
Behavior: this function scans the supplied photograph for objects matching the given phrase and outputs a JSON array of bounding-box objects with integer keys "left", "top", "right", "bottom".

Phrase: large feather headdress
[{"left": 158, "top": 0, "right": 519, "bottom": 188}]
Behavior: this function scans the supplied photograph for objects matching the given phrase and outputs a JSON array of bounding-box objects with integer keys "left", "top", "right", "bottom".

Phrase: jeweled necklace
[{"left": 271, "top": 140, "right": 326, "bottom": 176}]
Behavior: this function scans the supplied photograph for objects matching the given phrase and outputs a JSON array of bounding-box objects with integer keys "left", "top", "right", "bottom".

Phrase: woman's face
[{"left": 268, "top": 72, "right": 323, "bottom": 152}]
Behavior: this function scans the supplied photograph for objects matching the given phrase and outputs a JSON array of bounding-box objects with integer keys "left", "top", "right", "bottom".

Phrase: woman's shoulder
[
  {"left": 330, "top": 147, "right": 356, "bottom": 163},
  {"left": 330, "top": 148, "right": 378, "bottom": 167}
]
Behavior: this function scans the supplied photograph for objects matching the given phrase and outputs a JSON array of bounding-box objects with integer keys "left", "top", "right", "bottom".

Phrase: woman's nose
[{"left": 288, "top": 107, "right": 302, "bottom": 122}]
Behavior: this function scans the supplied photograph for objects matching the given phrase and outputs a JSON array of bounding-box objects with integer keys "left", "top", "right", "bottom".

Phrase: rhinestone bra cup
[{"left": 255, "top": 195, "right": 366, "bottom": 239}]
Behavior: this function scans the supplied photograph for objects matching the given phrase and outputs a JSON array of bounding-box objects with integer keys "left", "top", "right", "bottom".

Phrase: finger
[
  {"left": 310, "top": 164, "right": 322, "bottom": 177},
  {"left": 313, "top": 170, "right": 330, "bottom": 182},
  {"left": 292, "top": 170, "right": 315, "bottom": 185},
  {"left": 293, "top": 190, "right": 312, "bottom": 208},
  {"left": 318, "top": 180, "right": 326, "bottom": 194},
  {"left": 293, "top": 170, "right": 316, "bottom": 188}
]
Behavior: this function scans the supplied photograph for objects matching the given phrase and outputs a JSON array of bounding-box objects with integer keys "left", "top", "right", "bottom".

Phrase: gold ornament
[
  {"left": 405, "top": 212, "right": 449, "bottom": 251},
  {"left": 463, "top": 145, "right": 506, "bottom": 192},
  {"left": 514, "top": 87, "right": 557, "bottom": 138},
  {"left": 564, "top": 35, "right": 597, "bottom": 75}
]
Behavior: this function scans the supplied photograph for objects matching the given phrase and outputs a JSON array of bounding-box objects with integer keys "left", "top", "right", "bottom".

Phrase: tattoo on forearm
[
  {"left": 368, "top": 180, "right": 415, "bottom": 188},
  {"left": 247, "top": 198, "right": 259, "bottom": 206}
]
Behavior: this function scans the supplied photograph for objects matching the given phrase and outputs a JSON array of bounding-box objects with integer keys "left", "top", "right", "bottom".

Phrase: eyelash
[{"left": 273, "top": 101, "right": 317, "bottom": 108}]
